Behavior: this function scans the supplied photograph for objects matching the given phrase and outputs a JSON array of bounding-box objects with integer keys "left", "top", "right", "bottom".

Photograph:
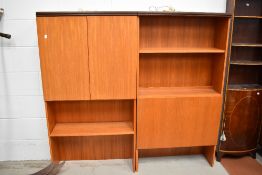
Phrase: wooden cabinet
[
  {"left": 37, "top": 17, "right": 90, "bottom": 100},
  {"left": 88, "top": 16, "right": 138, "bottom": 99},
  {"left": 218, "top": 0, "right": 262, "bottom": 160},
  {"left": 36, "top": 12, "right": 231, "bottom": 172},
  {"left": 220, "top": 90, "right": 262, "bottom": 152},
  {"left": 37, "top": 16, "right": 138, "bottom": 101}
]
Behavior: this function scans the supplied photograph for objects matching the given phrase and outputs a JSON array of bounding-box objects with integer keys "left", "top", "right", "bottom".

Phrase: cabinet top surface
[{"left": 36, "top": 11, "right": 231, "bottom": 17}]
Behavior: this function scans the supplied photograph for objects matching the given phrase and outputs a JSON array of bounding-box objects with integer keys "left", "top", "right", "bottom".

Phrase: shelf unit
[
  {"left": 217, "top": 0, "right": 262, "bottom": 160},
  {"left": 137, "top": 15, "right": 230, "bottom": 167}
]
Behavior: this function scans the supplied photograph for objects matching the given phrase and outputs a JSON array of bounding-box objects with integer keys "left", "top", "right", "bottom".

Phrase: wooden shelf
[
  {"left": 138, "top": 86, "right": 221, "bottom": 99},
  {"left": 231, "top": 60, "right": 262, "bottom": 65},
  {"left": 228, "top": 84, "right": 262, "bottom": 90},
  {"left": 232, "top": 43, "right": 262, "bottom": 47},
  {"left": 139, "top": 47, "right": 225, "bottom": 54},
  {"left": 50, "top": 121, "right": 134, "bottom": 137},
  {"left": 235, "top": 16, "right": 262, "bottom": 19}
]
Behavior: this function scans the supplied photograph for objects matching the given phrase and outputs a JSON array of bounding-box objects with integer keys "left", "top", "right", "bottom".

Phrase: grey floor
[{"left": 1, "top": 154, "right": 262, "bottom": 175}]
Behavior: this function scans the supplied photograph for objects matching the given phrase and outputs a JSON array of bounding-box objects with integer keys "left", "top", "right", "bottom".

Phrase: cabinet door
[
  {"left": 220, "top": 90, "right": 262, "bottom": 151},
  {"left": 37, "top": 17, "right": 90, "bottom": 100},
  {"left": 137, "top": 96, "right": 222, "bottom": 149},
  {"left": 88, "top": 16, "right": 138, "bottom": 100}
]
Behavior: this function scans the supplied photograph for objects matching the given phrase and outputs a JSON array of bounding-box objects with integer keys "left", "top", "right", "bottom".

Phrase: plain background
[{"left": 0, "top": 0, "right": 227, "bottom": 161}]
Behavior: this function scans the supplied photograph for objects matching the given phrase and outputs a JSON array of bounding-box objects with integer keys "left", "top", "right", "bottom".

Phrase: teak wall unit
[
  {"left": 218, "top": 0, "right": 262, "bottom": 160},
  {"left": 36, "top": 12, "right": 231, "bottom": 172}
]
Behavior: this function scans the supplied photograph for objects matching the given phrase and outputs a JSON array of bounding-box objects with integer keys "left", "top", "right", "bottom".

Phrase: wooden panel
[
  {"left": 137, "top": 97, "right": 222, "bottom": 149},
  {"left": 37, "top": 17, "right": 90, "bottom": 100},
  {"left": 46, "top": 100, "right": 134, "bottom": 123},
  {"left": 139, "top": 47, "right": 225, "bottom": 53},
  {"left": 139, "top": 54, "right": 214, "bottom": 87},
  {"left": 51, "top": 135, "right": 133, "bottom": 160},
  {"left": 50, "top": 122, "right": 134, "bottom": 137},
  {"left": 138, "top": 86, "right": 220, "bottom": 98},
  {"left": 140, "top": 16, "right": 223, "bottom": 49},
  {"left": 88, "top": 16, "right": 138, "bottom": 100},
  {"left": 220, "top": 90, "right": 262, "bottom": 152}
]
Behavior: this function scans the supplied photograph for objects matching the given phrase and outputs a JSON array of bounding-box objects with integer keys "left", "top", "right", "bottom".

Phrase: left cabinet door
[{"left": 37, "top": 17, "right": 90, "bottom": 100}]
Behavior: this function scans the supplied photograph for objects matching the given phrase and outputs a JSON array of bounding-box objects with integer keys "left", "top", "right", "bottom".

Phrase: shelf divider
[{"left": 50, "top": 121, "right": 134, "bottom": 137}]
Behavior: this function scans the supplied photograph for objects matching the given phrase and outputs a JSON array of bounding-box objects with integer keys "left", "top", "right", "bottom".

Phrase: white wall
[{"left": 0, "top": 0, "right": 227, "bottom": 161}]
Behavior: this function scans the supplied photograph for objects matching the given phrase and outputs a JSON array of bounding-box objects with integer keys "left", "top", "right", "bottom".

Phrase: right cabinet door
[
  {"left": 88, "top": 16, "right": 138, "bottom": 100},
  {"left": 221, "top": 90, "right": 262, "bottom": 151}
]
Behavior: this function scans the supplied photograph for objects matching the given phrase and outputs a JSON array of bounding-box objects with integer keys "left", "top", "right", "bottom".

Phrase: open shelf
[
  {"left": 233, "top": 18, "right": 262, "bottom": 44},
  {"left": 235, "top": 16, "right": 262, "bottom": 19},
  {"left": 138, "top": 86, "right": 221, "bottom": 99},
  {"left": 228, "top": 84, "right": 262, "bottom": 90},
  {"left": 50, "top": 122, "right": 134, "bottom": 137},
  {"left": 139, "top": 47, "right": 225, "bottom": 54},
  {"left": 232, "top": 43, "right": 262, "bottom": 47},
  {"left": 231, "top": 60, "right": 262, "bottom": 65}
]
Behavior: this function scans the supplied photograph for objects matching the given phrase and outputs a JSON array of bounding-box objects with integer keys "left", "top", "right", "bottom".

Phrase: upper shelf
[
  {"left": 235, "top": 16, "right": 262, "bottom": 19},
  {"left": 232, "top": 43, "right": 262, "bottom": 47},
  {"left": 50, "top": 121, "right": 134, "bottom": 137},
  {"left": 140, "top": 47, "right": 225, "bottom": 54},
  {"left": 231, "top": 60, "right": 262, "bottom": 65},
  {"left": 138, "top": 86, "right": 221, "bottom": 99}
]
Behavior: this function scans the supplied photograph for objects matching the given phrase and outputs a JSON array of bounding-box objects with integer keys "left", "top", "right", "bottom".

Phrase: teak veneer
[{"left": 36, "top": 11, "right": 231, "bottom": 172}]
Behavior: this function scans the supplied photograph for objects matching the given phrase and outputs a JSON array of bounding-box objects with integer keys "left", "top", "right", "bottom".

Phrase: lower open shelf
[
  {"left": 138, "top": 86, "right": 221, "bottom": 98},
  {"left": 50, "top": 121, "right": 134, "bottom": 137}
]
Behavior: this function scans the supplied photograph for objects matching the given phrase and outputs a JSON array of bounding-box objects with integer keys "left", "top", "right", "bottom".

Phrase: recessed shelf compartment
[
  {"left": 229, "top": 65, "right": 262, "bottom": 85},
  {"left": 138, "top": 86, "right": 221, "bottom": 99},
  {"left": 46, "top": 100, "right": 135, "bottom": 160},
  {"left": 50, "top": 122, "right": 134, "bottom": 137},
  {"left": 231, "top": 47, "right": 262, "bottom": 63},
  {"left": 139, "top": 16, "right": 229, "bottom": 51},
  {"left": 232, "top": 18, "right": 262, "bottom": 44},
  {"left": 139, "top": 47, "right": 225, "bottom": 54},
  {"left": 139, "top": 53, "right": 225, "bottom": 93}
]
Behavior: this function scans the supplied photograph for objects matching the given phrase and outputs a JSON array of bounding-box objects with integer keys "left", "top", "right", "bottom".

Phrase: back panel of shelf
[{"left": 235, "top": 0, "right": 262, "bottom": 16}]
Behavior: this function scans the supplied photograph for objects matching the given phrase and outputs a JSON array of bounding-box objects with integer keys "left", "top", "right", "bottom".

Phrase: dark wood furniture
[
  {"left": 36, "top": 11, "right": 231, "bottom": 172},
  {"left": 218, "top": 0, "right": 262, "bottom": 160}
]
